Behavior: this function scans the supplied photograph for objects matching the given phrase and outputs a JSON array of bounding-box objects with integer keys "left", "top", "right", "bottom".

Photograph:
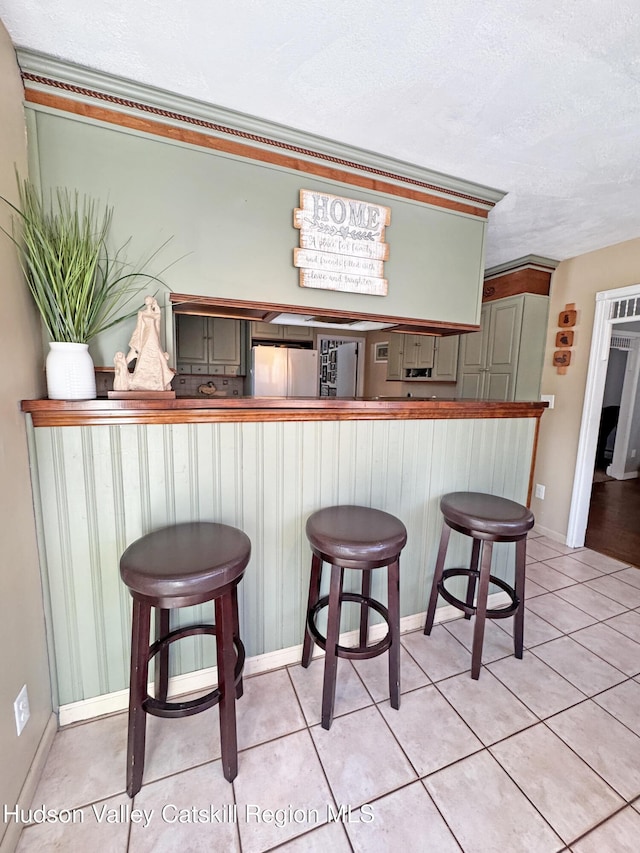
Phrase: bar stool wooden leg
[
  {"left": 387, "top": 558, "right": 401, "bottom": 710},
  {"left": 232, "top": 585, "right": 244, "bottom": 698},
  {"left": 215, "top": 590, "right": 239, "bottom": 782},
  {"left": 127, "top": 599, "right": 152, "bottom": 797},
  {"left": 154, "top": 608, "right": 170, "bottom": 702},
  {"left": 464, "top": 539, "right": 481, "bottom": 619},
  {"left": 424, "top": 523, "right": 451, "bottom": 635},
  {"left": 471, "top": 541, "right": 493, "bottom": 679},
  {"left": 513, "top": 538, "right": 526, "bottom": 659},
  {"left": 359, "top": 569, "right": 371, "bottom": 648},
  {"left": 302, "top": 553, "right": 322, "bottom": 668},
  {"left": 321, "top": 564, "right": 344, "bottom": 730}
]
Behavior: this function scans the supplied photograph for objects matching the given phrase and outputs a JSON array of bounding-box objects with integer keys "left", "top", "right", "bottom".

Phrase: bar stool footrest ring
[
  {"left": 143, "top": 623, "right": 245, "bottom": 719},
  {"left": 438, "top": 568, "right": 519, "bottom": 619},
  {"left": 307, "top": 592, "right": 391, "bottom": 661}
]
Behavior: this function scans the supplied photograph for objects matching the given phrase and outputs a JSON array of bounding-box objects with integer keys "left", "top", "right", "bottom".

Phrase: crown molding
[
  {"left": 16, "top": 48, "right": 505, "bottom": 213},
  {"left": 484, "top": 254, "right": 560, "bottom": 280}
]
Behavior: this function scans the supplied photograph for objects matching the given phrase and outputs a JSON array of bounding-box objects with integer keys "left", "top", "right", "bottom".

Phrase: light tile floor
[{"left": 14, "top": 535, "right": 640, "bottom": 852}]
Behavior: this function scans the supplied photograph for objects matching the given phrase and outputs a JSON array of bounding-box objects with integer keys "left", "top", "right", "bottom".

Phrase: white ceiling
[{"left": 2, "top": 0, "right": 640, "bottom": 269}]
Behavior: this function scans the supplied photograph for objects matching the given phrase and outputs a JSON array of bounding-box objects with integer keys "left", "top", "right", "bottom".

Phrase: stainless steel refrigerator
[{"left": 250, "top": 346, "right": 319, "bottom": 396}]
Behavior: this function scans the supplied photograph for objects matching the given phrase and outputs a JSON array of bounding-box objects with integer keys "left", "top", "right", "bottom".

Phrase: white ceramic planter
[{"left": 46, "top": 342, "right": 97, "bottom": 400}]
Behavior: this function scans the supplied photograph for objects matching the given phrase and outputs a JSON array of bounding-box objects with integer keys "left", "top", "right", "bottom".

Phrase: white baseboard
[
  {"left": 609, "top": 470, "right": 638, "bottom": 481},
  {"left": 58, "top": 592, "right": 511, "bottom": 727},
  {"left": 1, "top": 713, "right": 57, "bottom": 853},
  {"left": 530, "top": 523, "right": 569, "bottom": 545}
]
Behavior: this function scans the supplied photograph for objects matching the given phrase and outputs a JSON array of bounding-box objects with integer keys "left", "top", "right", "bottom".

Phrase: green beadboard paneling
[{"left": 32, "top": 418, "right": 535, "bottom": 705}]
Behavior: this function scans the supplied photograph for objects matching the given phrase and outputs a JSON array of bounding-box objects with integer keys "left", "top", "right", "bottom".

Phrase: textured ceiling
[{"left": 1, "top": 0, "right": 640, "bottom": 268}]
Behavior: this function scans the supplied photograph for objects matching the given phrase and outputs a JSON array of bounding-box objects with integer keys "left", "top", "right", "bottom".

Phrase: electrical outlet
[
  {"left": 631, "top": 449, "right": 637, "bottom": 459},
  {"left": 14, "top": 685, "right": 30, "bottom": 736},
  {"left": 535, "top": 484, "right": 546, "bottom": 499},
  {"left": 540, "top": 394, "right": 555, "bottom": 409}
]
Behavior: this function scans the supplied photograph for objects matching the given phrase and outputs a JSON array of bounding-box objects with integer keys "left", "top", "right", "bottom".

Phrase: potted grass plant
[{"left": 1, "top": 176, "right": 167, "bottom": 399}]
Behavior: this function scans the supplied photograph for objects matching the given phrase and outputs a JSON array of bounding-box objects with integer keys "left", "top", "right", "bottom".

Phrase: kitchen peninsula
[
  {"left": 22, "top": 395, "right": 545, "bottom": 724},
  {"left": 17, "top": 52, "right": 540, "bottom": 726}
]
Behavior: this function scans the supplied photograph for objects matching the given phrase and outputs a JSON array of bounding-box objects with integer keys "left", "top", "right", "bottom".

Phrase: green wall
[{"left": 29, "top": 108, "right": 486, "bottom": 365}]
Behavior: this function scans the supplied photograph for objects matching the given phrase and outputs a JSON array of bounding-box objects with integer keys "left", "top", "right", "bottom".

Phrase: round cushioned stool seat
[
  {"left": 441, "top": 492, "right": 534, "bottom": 540},
  {"left": 121, "top": 522, "right": 251, "bottom": 606},
  {"left": 306, "top": 505, "right": 407, "bottom": 567}
]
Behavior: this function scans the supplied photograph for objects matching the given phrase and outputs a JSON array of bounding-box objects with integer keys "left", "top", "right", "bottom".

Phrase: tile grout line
[
  {"left": 282, "top": 664, "right": 353, "bottom": 852},
  {"left": 20, "top": 559, "right": 640, "bottom": 852}
]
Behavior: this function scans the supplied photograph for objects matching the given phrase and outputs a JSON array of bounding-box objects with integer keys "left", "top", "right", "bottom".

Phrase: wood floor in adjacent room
[{"left": 586, "top": 474, "right": 640, "bottom": 568}]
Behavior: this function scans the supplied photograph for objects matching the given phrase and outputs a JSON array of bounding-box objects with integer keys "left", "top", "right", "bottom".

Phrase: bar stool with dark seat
[
  {"left": 424, "top": 492, "right": 534, "bottom": 679},
  {"left": 120, "top": 521, "right": 250, "bottom": 797},
  {"left": 302, "top": 505, "right": 407, "bottom": 730}
]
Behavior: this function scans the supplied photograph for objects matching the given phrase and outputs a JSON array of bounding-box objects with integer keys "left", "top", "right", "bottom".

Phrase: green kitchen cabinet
[
  {"left": 456, "top": 294, "right": 549, "bottom": 401},
  {"left": 386, "top": 333, "right": 458, "bottom": 382},
  {"left": 177, "top": 315, "right": 246, "bottom": 375}
]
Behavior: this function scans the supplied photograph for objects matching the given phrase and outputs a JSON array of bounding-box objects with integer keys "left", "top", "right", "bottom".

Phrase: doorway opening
[
  {"left": 567, "top": 285, "right": 640, "bottom": 567},
  {"left": 585, "top": 329, "right": 640, "bottom": 565},
  {"left": 317, "top": 335, "right": 365, "bottom": 398}
]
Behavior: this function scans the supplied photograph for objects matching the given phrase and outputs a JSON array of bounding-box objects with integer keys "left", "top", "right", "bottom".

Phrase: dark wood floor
[{"left": 585, "top": 474, "right": 640, "bottom": 568}]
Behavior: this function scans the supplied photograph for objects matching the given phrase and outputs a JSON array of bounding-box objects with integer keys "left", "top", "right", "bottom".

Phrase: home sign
[{"left": 293, "top": 189, "right": 390, "bottom": 296}]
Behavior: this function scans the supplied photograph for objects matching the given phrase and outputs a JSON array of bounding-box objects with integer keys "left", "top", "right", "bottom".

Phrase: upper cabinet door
[
  {"left": 416, "top": 335, "right": 435, "bottom": 369},
  {"left": 176, "top": 316, "right": 244, "bottom": 372},
  {"left": 176, "top": 315, "right": 209, "bottom": 364},
  {"left": 251, "top": 321, "right": 283, "bottom": 340},
  {"left": 432, "top": 335, "right": 459, "bottom": 382},
  {"left": 210, "top": 318, "right": 241, "bottom": 364},
  {"left": 456, "top": 304, "right": 489, "bottom": 398},
  {"left": 482, "top": 298, "right": 523, "bottom": 400},
  {"left": 486, "top": 298, "right": 523, "bottom": 370},
  {"left": 386, "top": 334, "right": 405, "bottom": 381},
  {"left": 402, "top": 335, "right": 435, "bottom": 369},
  {"left": 282, "top": 325, "right": 314, "bottom": 340},
  {"left": 459, "top": 304, "right": 489, "bottom": 370}
]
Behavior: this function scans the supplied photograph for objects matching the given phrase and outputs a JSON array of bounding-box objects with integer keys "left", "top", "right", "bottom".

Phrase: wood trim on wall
[
  {"left": 169, "top": 293, "right": 481, "bottom": 336},
  {"left": 24, "top": 84, "right": 491, "bottom": 219},
  {"left": 483, "top": 268, "right": 553, "bottom": 302},
  {"left": 22, "top": 398, "right": 548, "bottom": 428},
  {"left": 527, "top": 413, "right": 543, "bottom": 507}
]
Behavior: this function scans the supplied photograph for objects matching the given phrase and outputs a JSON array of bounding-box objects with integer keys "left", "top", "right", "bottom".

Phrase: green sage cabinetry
[
  {"left": 250, "top": 322, "right": 314, "bottom": 342},
  {"left": 456, "top": 293, "right": 549, "bottom": 401},
  {"left": 176, "top": 316, "right": 247, "bottom": 375},
  {"left": 387, "top": 334, "right": 459, "bottom": 382}
]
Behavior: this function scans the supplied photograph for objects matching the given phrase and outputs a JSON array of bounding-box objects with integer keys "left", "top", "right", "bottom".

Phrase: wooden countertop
[{"left": 21, "top": 396, "right": 548, "bottom": 427}]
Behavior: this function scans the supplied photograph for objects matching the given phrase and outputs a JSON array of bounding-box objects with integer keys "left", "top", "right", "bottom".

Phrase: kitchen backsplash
[
  {"left": 173, "top": 374, "right": 245, "bottom": 397},
  {"left": 95, "top": 371, "right": 245, "bottom": 398}
]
